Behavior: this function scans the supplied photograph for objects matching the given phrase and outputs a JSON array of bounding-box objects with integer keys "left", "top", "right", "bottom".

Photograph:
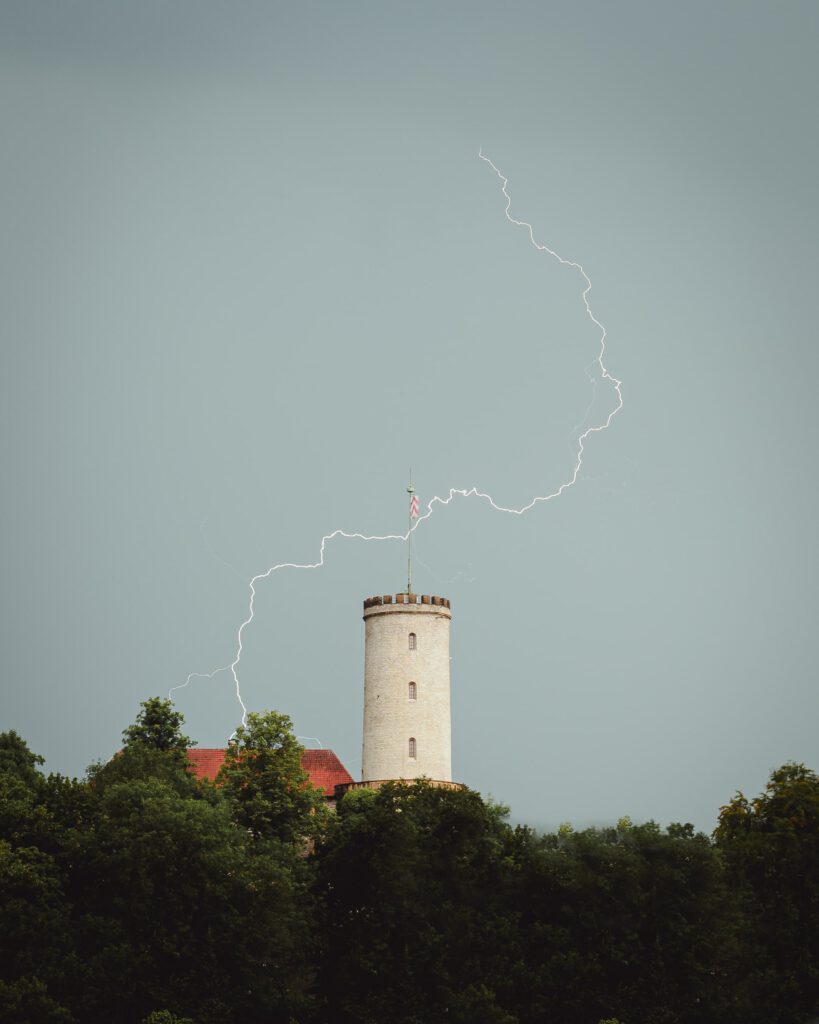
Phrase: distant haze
[{"left": 1, "top": 1, "right": 817, "bottom": 832}]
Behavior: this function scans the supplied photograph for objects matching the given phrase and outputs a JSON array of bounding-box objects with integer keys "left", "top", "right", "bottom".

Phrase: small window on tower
[
  {"left": 408, "top": 737, "right": 417, "bottom": 759},
  {"left": 408, "top": 632, "right": 417, "bottom": 650},
  {"left": 408, "top": 681, "right": 417, "bottom": 700}
]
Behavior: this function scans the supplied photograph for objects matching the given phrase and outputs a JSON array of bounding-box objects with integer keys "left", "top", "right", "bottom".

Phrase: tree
[
  {"left": 0, "top": 976, "right": 74, "bottom": 1024},
  {"left": 0, "top": 730, "right": 45, "bottom": 787},
  {"left": 68, "top": 772, "right": 314, "bottom": 1024},
  {"left": 217, "top": 710, "right": 328, "bottom": 845},
  {"left": 122, "top": 698, "right": 193, "bottom": 754},
  {"left": 35, "top": 705, "right": 318, "bottom": 1023},
  {"left": 499, "top": 818, "right": 738, "bottom": 1024},
  {"left": 0, "top": 773, "right": 52, "bottom": 850},
  {"left": 0, "top": 841, "right": 74, "bottom": 1023},
  {"left": 88, "top": 699, "right": 202, "bottom": 798},
  {"left": 315, "top": 781, "right": 520, "bottom": 1024},
  {"left": 715, "top": 762, "right": 819, "bottom": 1023}
]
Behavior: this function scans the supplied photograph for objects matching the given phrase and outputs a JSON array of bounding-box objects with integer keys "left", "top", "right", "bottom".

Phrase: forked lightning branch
[{"left": 170, "top": 151, "right": 624, "bottom": 729}]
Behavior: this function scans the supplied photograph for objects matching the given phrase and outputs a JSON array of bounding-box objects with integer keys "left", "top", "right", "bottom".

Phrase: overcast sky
[{"left": 1, "top": 1, "right": 817, "bottom": 832}]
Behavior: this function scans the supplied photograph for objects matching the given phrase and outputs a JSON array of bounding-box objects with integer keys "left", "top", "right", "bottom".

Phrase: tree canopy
[
  {"left": 217, "top": 710, "right": 329, "bottom": 844},
  {"left": 122, "top": 697, "right": 194, "bottom": 753},
  {"left": 715, "top": 762, "right": 819, "bottom": 1022},
  {"left": 1, "top": 711, "right": 817, "bottom": 1024}
]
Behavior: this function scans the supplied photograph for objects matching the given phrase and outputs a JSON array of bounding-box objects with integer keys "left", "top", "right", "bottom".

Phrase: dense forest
[{"left": 1, "top": 699, "right": 817, "bottom": 1024}]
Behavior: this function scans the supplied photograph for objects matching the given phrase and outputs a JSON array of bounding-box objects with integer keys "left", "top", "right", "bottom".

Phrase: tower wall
[{"left": 361, "top": 595, "right": 452, "bottom": 783}]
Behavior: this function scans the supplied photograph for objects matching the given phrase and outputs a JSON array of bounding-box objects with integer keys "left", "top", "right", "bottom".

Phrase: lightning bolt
[
  {"left": 172, "top": 151, "right": 623, "bottom": 732},
  {"left": 297, "top": 736, "right": 325, "bottom": 749}
]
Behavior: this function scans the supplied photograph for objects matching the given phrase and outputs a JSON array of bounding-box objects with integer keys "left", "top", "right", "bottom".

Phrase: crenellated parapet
[{"left": 363, "top": 593, "right": 451, "bottom": 610}]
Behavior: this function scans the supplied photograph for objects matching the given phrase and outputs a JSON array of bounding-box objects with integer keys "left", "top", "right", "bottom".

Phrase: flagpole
[{"left": 407, "top": 470, "right": 413, "bottom": 595}]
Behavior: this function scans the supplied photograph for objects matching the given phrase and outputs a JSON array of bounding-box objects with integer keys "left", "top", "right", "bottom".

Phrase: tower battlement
[{"left": 363, "top": 594, "right": 451, "bottom": 610}]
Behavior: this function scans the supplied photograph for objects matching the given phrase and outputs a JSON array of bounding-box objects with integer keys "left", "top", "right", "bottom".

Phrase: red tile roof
[
  {"left": 186, "top": 747, "right": 353, "bottom": 797},
  {"left": 300, "top": 749, "right": 354, "bottom": 796},
  {"left": 186, "top": 748, "right": 226, "bottom": 782}
]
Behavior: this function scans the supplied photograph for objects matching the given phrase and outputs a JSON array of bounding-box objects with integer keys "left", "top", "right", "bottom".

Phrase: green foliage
[
  {"left": 0, "top": 975, "right": 74, "bottom": 1024},
  {"left": 317, "top": 781, "right": 520, "bottom": 1023},
  {"left": 88, "top": 698, "right": 203, "bottom": 799},
  {"left": 715, "top": 762, "right": 819, "bottom": 1022},
  {"left": 317, "top": 787, "right": 741, "bottom": 1023},
  {"left": 86, "top": 742, "right": 206, "bottom": 799},
  {"left": 446, "top": 983, "right": 519, "bottom": 1024},
  {"left": 2, "top": 713, "right": 817, "bottom": 1024},
  {"left": 218, "top": 710, "right": 329, "bottom": 844},
  {"left": 0, "top": 840, "right": 71, "bottom": 982},
  {"left": 505, "top": 818, "right": 737, "bottom": 1024},
  {"left": 0, "top": 838, "right": 75, "bottom": 1023},
  {"left": 0, "top": 730, "right": 45, "bottom": 786},
  {"left": 143, "top": 1013, "right": 196, "bottom": 1024},
  {"left": 0, "top": 708, "right": 319, "bottom": 1024},
  {"left": 122, "top": 697, "right": 193, "bottom": 753},
  {"left": 0, "top": 773, "right": 53, "bottom": 848},
  {"left": 70, "top": 774, "right": 314, "bottom": 1023}
]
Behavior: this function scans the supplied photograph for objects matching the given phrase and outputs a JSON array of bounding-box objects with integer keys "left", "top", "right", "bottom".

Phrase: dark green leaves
[
  {"left": 217, "top": 710, "right": 329, "bottom": 845},
  {"left": 2, "top": 711, "right": 818, "bottom": 1024},
  {"left": 122, "top": 697, "right": 193, "bottom": 754}
]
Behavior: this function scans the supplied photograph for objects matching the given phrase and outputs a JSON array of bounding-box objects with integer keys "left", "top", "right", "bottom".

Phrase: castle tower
[{"left": 361, "top": 593, "right": 452, "bottom": 783}]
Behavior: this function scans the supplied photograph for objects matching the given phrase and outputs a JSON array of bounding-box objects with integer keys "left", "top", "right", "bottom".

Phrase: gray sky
[{"left": 1, "top": 1, "right": 817, "bottom": 832}]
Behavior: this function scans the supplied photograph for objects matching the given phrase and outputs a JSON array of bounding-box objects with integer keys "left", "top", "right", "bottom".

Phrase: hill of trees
[{"left": 1, "top": 698, "right": 817, "bottom": 1024}]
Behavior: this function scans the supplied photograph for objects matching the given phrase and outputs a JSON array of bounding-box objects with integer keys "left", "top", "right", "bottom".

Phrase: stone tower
[{"left": 361, "top": 593, "right": 452, "bottom": 783}]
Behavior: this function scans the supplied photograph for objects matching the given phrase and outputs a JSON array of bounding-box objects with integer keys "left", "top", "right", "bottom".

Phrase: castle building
[{"left": 188, "top": 591, "right": 459, "bottom": 801}]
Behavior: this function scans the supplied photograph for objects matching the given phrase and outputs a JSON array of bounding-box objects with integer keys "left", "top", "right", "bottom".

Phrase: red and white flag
[{"left": 410, "top": 494, "right": 419, "bottom": 519}]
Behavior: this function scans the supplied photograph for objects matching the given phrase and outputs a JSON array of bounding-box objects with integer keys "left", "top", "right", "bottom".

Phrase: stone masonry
[{"left": 361, "top": 594, "right": 452, "bottom": 783}]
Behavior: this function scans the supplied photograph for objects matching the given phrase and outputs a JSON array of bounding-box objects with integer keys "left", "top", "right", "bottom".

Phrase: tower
[{"left": 361, "top": 593, "right": 452, "bottom": 783}]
